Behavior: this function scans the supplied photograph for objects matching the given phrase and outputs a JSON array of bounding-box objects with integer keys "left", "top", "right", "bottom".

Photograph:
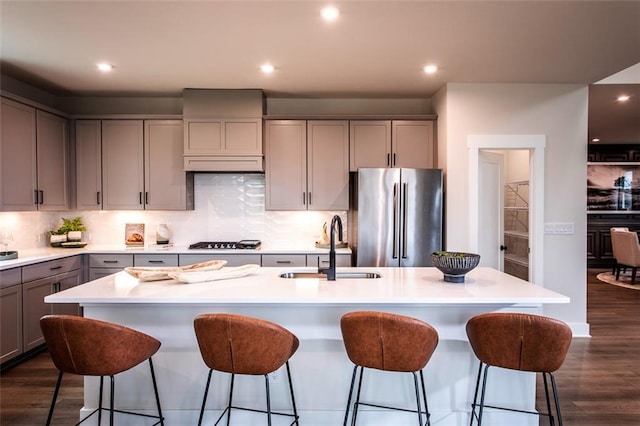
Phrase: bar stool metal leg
[
  {"left": 343, "top": 366, "right": 358, "bottom": 426},
  {"left": 148, "top": 358, "right": 164, "bottom": 426},
  {"left": 412, "top": 372, "right": 423, "bottom": 426},
  {"left": 550, "top": 373, "right": 563, "bottom": 426},
  {"left": 285, "top": 361, "right": 300, "bottom": 425},
  {"left": 420, "top": 370, "right": 431, "bottom": 426},
  {"left": 197, "top": 370, "right": 213, "bottom": 426},
  {"left": 351, "top": 366, "right": 365, "bottom": 426},
  {"left": 45, "top": 371, "right": 63, "bottom": 426},
  {"left": 265, "top": 374, "right": 272, "bottom": 426}
]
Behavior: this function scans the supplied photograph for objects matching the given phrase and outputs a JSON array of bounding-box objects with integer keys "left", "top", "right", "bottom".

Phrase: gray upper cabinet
[
  {"left": 265, "top": 120, "right": 349, "bottom": 211},
  {"left": 349, "top": 120, "right": 391, "bottom": 170},
  {"left": 144, "top": 120, "right": 192, "bottom": 210},
  {"left": 75, "top": 120, "right": 103, "bottom": 210},
  {"left": 182, "top": 89, "right": 264, "bottom": 172},
  {"left": 350, "top": 120, "right": 435, "bottom": 171},
  {"left": 1, "top": 98, "right": 69, "bottom": 211},
  {"left": 1, "top": 98, "right": 37, "bottom": 211},
  {"left": 77, "top": 119, "right": 192, "bottom": 211},
  {"left": 307, "top": 120, "right": 350, "bottom": 210},
  {"left": 265, "top": 120, "right": 307, "bottom": 210},
  {"left": 36, "top": 110, "right": 69, "bottom": 210},
  {"left": 102, "top": 120, "right": 145, "bottom": 210}
]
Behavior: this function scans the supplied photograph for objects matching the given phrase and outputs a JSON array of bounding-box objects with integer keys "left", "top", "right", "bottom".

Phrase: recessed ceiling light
[
  {"left": 423, "top": 65, "right": 438, "bottom": 74},
  {"left": 260, "top": 64, "right": 275, "bottom": 74},
  {"left": 592, "top": 138, "right": 600, "bottom": 142},
  {"left": 617, "top": 95, "right": 630, "bottom": 102},
  {"left": 321, "top": 6, "right": 340, "bottom": 21},
  {"left": 97, "top": 63, "right": 114, "bottom": 72}
]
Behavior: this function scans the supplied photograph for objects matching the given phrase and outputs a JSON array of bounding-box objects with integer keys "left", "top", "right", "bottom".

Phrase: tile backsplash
[{"left": 0, "top": 174, "right": 347, "bottom": 250}]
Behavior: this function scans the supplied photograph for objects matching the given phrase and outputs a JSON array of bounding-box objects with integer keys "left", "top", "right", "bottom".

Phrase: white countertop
[
  {"left": 45, "top": 266, "right": 569, "bottom": 305},
  {"left": 0, "top": 243, "right": 351, "bottom": 270}
]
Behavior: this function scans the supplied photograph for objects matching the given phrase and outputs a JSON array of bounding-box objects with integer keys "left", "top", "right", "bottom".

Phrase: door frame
[{"left": 468, "top": 135, "right": 545, "bottom": 285}]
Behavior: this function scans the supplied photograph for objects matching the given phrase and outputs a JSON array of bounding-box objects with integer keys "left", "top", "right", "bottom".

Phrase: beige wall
[{"left": 434, "top": 83, "right": 588, "bottom": 333}]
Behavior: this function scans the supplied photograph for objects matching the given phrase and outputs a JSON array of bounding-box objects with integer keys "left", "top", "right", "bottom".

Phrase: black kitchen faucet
[{"left": 318, "top": 215, "right": 342, "bottom": 281}]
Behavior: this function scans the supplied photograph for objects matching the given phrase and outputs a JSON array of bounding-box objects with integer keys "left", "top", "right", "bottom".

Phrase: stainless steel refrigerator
[{"left": 349, "top": 168, "right": 443, "bottom": 267}]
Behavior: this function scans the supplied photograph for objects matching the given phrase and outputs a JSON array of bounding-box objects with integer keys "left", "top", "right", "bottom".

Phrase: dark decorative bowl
[{"left": 431, "top": 251, "right": 481, "bottom": 283}]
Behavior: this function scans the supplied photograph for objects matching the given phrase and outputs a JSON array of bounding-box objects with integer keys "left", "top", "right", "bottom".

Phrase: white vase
[
  {"left": 67, "top": 231, "right": 82, "bottom": 242},
  {"left": 156, "top": 224, "right": 170, "bottom": 244},
  {"left": 50, "top": 234, "right": 67, "bottom": 247}
]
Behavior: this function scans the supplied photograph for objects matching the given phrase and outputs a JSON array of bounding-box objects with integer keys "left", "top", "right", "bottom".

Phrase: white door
[{"left": 478, "top": 151, "right": 504, "bottom": 269}]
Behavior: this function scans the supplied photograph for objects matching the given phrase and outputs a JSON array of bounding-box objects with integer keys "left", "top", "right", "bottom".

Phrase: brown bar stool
[
  {"left": 466, "top": 312, "right": 572, "bottom": 426},
  {"left": 193, "top": 313, "right": 300, "bottom": 426},
  {"left": 340, "top": 311, "right": 439, "bottom": 426},
  {"left": 40, "top": 315, "right": 164, "bottom": 426}
]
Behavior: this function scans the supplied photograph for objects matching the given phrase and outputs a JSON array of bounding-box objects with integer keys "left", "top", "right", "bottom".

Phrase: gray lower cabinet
[
  {"left": 261, "top": 254, "right": 306, "bottom": 267},
  {"left": 307, "top": 254, "right": 352, "bottom": 268},
  {"left": 1, "top": 268, "right": 23, "bottom": 364},
  {"left": 134, "top": 254, "right": 179, "bottom": 267},
  {"left": 88, "top": 254, "right": 134, "bottom": 280},
  {"left": 179, "top": 254, "right": 261, "bottom": 267},
  {"left": 21, "top": 256, "right": 82, "bottom": 353}
]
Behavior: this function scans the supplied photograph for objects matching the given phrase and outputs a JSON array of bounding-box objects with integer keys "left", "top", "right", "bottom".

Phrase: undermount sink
[{"left": 279, "top": 271, "right": 382, "bottom": 279}]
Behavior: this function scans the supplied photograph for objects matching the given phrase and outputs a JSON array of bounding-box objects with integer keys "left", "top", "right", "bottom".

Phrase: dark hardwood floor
[
  {"left": 1, "top": 269, "right": 639, "bottom": 425},
  {"left": 536, "top": 269, "right": 640, "bottom": 425}
]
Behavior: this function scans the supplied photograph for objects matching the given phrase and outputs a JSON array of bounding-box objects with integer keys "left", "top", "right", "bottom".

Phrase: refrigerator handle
[
  {"left": 393, "top": 182, "right": 399, "bottom": 259},
  {"left": 402, "top": 182, "right": 408, "bottom": 258}
]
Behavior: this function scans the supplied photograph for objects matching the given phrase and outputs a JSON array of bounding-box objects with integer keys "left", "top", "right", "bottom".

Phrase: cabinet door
[
  {"left": 75, "top": 120, "right": 103, "bottom": 210},
  {"left": 22, "top": 277, "right": 53, "bottom": 351},
  {"left": 178, "top": 254, "right": 261, "bottom": 267},
  {"left": 102, "top": 120, "right": 144, "bottom": 210},
  {"left": 265, "top": 120, "right": 307, "bottom": 210},
  {"left": 145, "top": 120, "right": 187, "bottom": 210},
  {"left": 392, "top": 121, "right": 435, "bottom": 169},
  {"left": 307, "top": 254, "right": 352, "bottom": 268},
  {"left": 36, "top": 110, "right": 69, "bottom": 210},
  {"left": 134, "top": 254, "right": 179, "bottom": 267},
  {"left": 0, "top": 97, "right": 37, "bottom": 211},
  {"left": 52, "top": 270, "right": 81, "bottom": 317},
  {"left": 89, "top": 268, "right": 122, "bottom": 281},
  {"left": 307, "top": 120, "right": 349, "bottom": 210},
  {"left": 1, "top": 284, "right": 23, "bottom": 363},
  {"left": 349, "top": 120, "right": 391, "bottom": 171},
  {"left": 261, "top": 254, "right": 306, "bottom": 267}
]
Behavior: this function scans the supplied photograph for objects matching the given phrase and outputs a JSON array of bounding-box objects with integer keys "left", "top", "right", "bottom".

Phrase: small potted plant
[
  {"left": 49, "top": 216, "right": 87, "bottom": 246},
  {"left": 48, "top": 228, "right": 67, "bottom": 247}
]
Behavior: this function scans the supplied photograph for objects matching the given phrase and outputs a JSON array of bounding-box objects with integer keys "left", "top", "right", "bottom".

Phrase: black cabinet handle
[
  {"left": 148, "top": 260, "right": 164, "bottom": 264},
  {"left": 302, "top": 192, "right": 306, "bottom": 205},
  {"left": 139, "top": 192, "right": 143, "bottom": 205},
  {"left": 49, "top": 266, "right": 62, "bottom": 271},
  {"left": 308, "top": 192, "right": 312, "bottom": 205},
  {"left": 103, "top": 260, "right": 119, "bottom": 264},
  {"left": 276, "top": 260, "right": 291, "bottom": 264},
  {"left": 387, "top": 153, "right": 391, "bottom": 167},
  {"left": 393, "top": 153, "right": 397, "bottom": 166},
  {"left": 145, "top": 192, "right": 149, "bottom": 204},
  {"left": 96, "top": 191, "right": 101, "bottom": 205},
  {"left": 500, "top": 245, "right": 508, "bottom": 251}
]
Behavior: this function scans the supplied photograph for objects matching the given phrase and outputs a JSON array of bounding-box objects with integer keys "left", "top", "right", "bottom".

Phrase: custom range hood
[{"left": 182, "top": 89, "right": 265, "bottom": 172}]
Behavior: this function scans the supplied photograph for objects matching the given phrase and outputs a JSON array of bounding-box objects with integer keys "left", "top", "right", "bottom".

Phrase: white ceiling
[{"left": 1, "top": 0, "right": 639, "bottom": 141}]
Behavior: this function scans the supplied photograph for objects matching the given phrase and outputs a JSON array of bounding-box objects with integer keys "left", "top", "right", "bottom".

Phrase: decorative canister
[{"left": 156, "top": 224, "right": 170, "bottom": 245}]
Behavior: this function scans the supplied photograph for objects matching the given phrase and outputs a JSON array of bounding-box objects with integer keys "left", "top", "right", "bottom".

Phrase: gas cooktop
[{"left": 188, "top": 240, "right": 262, "bottom": 250}]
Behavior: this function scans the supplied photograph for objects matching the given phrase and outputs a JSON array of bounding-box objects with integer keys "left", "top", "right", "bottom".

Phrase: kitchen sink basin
[{"left": 279, "top": 271, "right": 382, "bottom": 279}]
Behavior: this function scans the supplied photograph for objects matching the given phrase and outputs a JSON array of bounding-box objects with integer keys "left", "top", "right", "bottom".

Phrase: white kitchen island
[{"left": 45, "top": 266, "right": 569, "bottom": 426}]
